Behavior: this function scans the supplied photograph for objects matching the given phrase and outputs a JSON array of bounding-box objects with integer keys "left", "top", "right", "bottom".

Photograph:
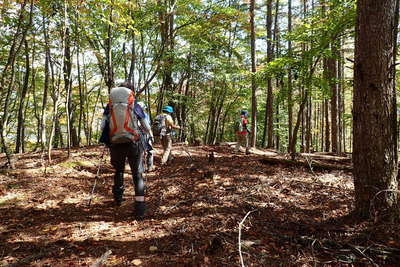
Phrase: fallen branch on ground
[
  {"left": 90, "top": 250, "right": 112, "bottom": 267},
  {"left": 259, "top": 157, "right": 352, "bottom": 171},
  {"left": 238, "top": 209, "right": 257, "bottom": 267}
]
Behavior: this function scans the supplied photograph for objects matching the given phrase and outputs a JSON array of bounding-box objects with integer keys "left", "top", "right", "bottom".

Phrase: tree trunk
[
  {"left": 40, "top": 14, "right": 50, "bottom": 151},
  {"left": 250, "top": 0, "right": 257, "bottom": 147},
  {"left": 337, "top": 39, "right": 343, "bottom": 154},
  {"left": 263, "top": 0, "right": 273, "bottom": 148},
  {"left": 0, "top": 0, "right": 32, "bottom": 168},
  {"left": 105, "top": 4, "right": 114, "bottom": 92},
  {"left": 324, "top": 99, "right": 330, "bottom": 152},
  {"left": 64, "top": 26, "right": 73, "bottom": 155},
  {"left": 289, "top": 56, "right": 321, "bottom": 159},
  {"left": 328, "top": 47, "right": 338, "bottom": 153},
  {"left": 15, "top": 40, "right": 30, "bottom": 153},
  {"left": 393, "top": 0, "right": 400, "bottom": 157},
  {"left": 287, "top": 0, "right": 293, "bottom": 153},
  {"left": 128, "top": 31, "right": 136, "bottom": 85},
  {"left": 306, "top": 97, "right": 311, "bottom": 153},
  {"left": 273, "top": 0, "right": 280, "bottom": 150},
  {"left": 353, "top": 0, "right": 399, "bottom": 222}
]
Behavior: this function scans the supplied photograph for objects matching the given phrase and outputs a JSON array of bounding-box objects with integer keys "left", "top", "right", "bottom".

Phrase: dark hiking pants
[{"left": 110, "top": 142, "right": 145, "bottom": 201}]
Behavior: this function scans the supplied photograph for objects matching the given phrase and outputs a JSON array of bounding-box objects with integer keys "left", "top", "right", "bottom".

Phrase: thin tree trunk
[
  {"left": 263, "top": 0, "right": 273, "bottom": 148},
  {"left": 329, "top": 47, "right": 338, "bottom": 153},
  {"left": 128, "top": 31, "right": 135, "bottom": 85},
  {"left": 15, "top": 40, "right": 30, "bottom": 153},
  {"left": 105, "top": 3, "right": 114, "bottom": 92},
  {"left": 0, "top": 0, "right": 32, "bottom": 167},
  {"left": 324, "top": 98, "right": 330, "bottom": 152},
  {"left": 40, "top": 15, "right": 50, "bottom": 151},
  {"left": 250, "top": 0, "right": 257, "bottom": 147},
  {"left": 289, "top": 56, "right": 321, "bottom": 159},
  {"left": 321, "top": 100, "right": 324, "bottom": 151},
  {"left": 64, "top": 25, "right": 73, "bottom": 155},
  {"left": 306, "top": 97, "right": 312, "bottom": 153},
  {"left": 338, "top": 39, "right": 344, "bottom": 154},
  {"left": 287, "top": 0, "right": 293, "bottom": 152}
]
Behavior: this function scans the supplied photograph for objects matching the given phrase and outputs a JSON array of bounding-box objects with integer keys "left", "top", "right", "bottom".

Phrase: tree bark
[
  {"left": 15, "top": 40, "right": 30, "bottom": 153},
  {"left": 263, "top": 0, "right": 273, "bottom": 148},
  {"left": 328, "top": 45, "right": 338, "bottom": 153},
  {"left": 40, "top": 14, "right": 50, "bottom": 151},
  {"left": 0, "top": 0, "right": 33, "bottom": 167},
  {"left": 105, "top": 3, "right": 114, "bottom": 92},
  {"left": 324, "top": 98, "right": 330, "bottom": 152},
  {"left": 287, "top": 0, "right": 293, "bottom": 153},
  {"left": 250, "top": 0, "right": 257, "bottom": 147},
  {"left": 64, "top": 26, "right": 73, "bottom": 155},
  {"left": 353, "top": 0, "right": 399, "bottom": 222}
]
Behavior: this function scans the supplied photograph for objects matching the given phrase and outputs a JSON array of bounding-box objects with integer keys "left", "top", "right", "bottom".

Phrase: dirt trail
[{"left": 0, "top": 144, "right": 399, "bottom": 266}]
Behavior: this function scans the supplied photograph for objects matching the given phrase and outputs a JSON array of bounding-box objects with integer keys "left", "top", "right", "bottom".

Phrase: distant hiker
[
  {"left": 152, "top": 105, "right": 180, "bottom": 165},
  {"left": 235, "top": 110, "right": 250, "bottom": 154},
  {"left": 100, "top": 81, "right": 153, "bottom": 219},
  {"left": 137, "top": 101, "right": 155, "bottom": 172}
]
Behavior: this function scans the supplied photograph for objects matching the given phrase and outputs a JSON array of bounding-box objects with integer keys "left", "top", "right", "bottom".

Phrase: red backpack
[{"left": 108, "top": 87, "right": 140, "bottom": 143}]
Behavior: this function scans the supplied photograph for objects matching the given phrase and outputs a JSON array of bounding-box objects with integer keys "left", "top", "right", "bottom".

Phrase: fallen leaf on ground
[{"left": 132, "top": 259, "right": 142, "bottom": 266}]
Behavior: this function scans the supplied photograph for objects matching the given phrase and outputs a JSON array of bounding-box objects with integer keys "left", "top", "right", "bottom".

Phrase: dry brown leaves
[{"left": 0, "top": 144, "right": 399, "bottom": 266}]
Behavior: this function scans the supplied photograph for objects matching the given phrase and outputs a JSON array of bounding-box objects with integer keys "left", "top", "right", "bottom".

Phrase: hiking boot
[{"left": 134, "top": 201, "right": 146, "bottom": 220}]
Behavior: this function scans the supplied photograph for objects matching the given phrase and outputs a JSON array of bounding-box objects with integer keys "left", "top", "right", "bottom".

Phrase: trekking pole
[{"left": 88, "top": 145, "right": 108, "bottom": 207}]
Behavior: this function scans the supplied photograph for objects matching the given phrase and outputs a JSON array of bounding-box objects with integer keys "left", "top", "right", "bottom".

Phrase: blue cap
[
  {"left": 163, "top": 106, "right": 174, "bottom": 113},
  {"left": 241, "top": 110, "right": 248, "bottom": 116}
]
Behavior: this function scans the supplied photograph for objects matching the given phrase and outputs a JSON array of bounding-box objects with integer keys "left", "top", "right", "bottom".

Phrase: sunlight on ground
[
  {"left": 66, "top": 219, "right": 180, "bottom": 242},
  {"left": 316, "top": 172, "right": 353, "bottom": 189},
  {"left": 62, "top": 195, "right": 83, "bottom": 204},
  {"left": 163, "top": 185, "right": 181, "bottom": 197},
  {"left": 36, "top": 199, "right": 60, "bottom": 209},
  {"left": 0, "top": 192, "right": 23, "bottom": 205}
]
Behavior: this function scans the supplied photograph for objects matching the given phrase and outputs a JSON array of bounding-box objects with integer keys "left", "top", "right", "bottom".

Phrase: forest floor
[{"left": 0, "top": 143, "right": 400, "bottom": 266}]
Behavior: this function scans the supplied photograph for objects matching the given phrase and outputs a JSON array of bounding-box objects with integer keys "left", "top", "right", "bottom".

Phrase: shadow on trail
[
  {"left": 1, "top": 196, "right": 363, "bottom": 266},
  {"left": 2, "top": 145, "right": 399, "bottom": 266}
]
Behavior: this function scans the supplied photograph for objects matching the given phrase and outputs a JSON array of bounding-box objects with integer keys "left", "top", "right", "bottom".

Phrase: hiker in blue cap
[{"left": 152, "top": 105, "right": 180, "bottom": 165}]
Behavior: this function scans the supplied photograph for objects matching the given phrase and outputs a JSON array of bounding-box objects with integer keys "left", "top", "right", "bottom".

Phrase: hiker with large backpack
[
  {"left": 137, "top": 101, "right": 154, "bottom": 172},
  {"left": 235, "top": 110, "right": 250, "bottom": 154},
  {"left": 152, "top": 105, "right": 180, "bottom": 165},
  {"left": 100, "top": 81, "right": 153, "bottom": 219}
]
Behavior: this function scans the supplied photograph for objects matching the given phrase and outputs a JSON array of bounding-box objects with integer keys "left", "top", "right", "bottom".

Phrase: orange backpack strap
[
  {"left": 124, "top": 91, "right": 140, "bottom": 139},
  {"left": 127, "top": 91, "right": 134, "bottom": 105},
  {"left": 109, "top": 100, "right": 118, "bottom": 136}
]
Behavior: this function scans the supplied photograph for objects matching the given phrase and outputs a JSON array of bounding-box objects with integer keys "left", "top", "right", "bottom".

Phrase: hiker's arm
[
  {"left": 139, "top": 117, "right": 153, "bottom": 137},
  {"left": 133, "top": 104, "right": 154, "bottom": 137},
  {"left": 246, "top": 125, "right": 251, "bottom": 134},
  {"left": 166, "top": 116, "right": 180, "bottom": 129},
  {"left": 244, "top": 120, "right": 250, "bottom": 134},
  {"left": 172, "top": 124, "right": 181, "bottom": 130}
]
